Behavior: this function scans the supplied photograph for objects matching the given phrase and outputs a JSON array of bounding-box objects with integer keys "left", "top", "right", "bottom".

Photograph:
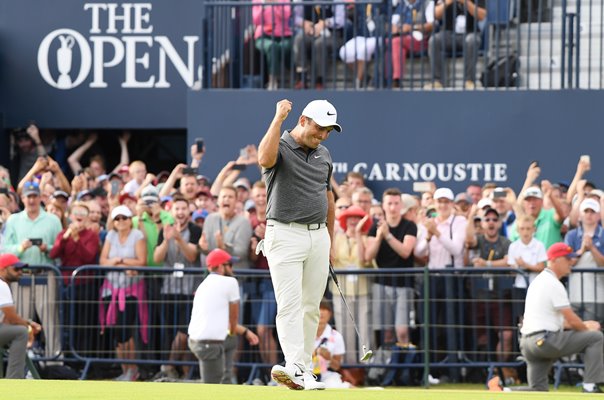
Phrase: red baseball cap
[
  {"left": 547, "top": 242, "right": 577, "bottom": 261},
  {"left": 119, "top": 193, "right": 137, "bottom": 205},
  {"left": 206, "top": 249, "right": 239, "bottom": 268},
  {"left": 0, "top": 254, "right": 27, "bottom": 269}
]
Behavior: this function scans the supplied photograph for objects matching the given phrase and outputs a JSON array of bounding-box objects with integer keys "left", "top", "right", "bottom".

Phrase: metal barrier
[
  {"left": 200, "top": 0, "right": 604, "bottom": 90},
  {"left": 6, "top": 264, "right": 601, "bottom": 386}
]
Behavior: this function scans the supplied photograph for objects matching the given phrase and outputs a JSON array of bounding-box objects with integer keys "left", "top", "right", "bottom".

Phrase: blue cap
[
  {"left": 76, "top": 190, "right": 93, "bottom": 201},
  {"left": 192, "top": 209, "right": 209, "bottom": 221},
  {"left": 160, "top": 195, "right": 173, "bottom": 203}
]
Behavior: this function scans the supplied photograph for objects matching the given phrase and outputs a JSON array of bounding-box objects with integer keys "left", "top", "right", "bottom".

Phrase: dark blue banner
[
  {"left": 188, "top": 90, "right": 602, "bottom": 194},
  {"left": 0, "top": 0, "right": 203, "bottom": 128}
]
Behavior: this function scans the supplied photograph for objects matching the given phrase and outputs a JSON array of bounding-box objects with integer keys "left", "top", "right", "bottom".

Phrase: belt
[
  {"left": 193, "top": 339, "right": 224, "bottom": 344},
  {"left": 522, "top": 330, "right": 552, "bottom": 338},
  {"left": 268, "top": 219, "right": 326, "bottom": 231}
]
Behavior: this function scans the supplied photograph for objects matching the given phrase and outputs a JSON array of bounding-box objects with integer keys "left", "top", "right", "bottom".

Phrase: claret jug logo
[{"left": 37, "top": 3, "right": 200, "bottom": 90}]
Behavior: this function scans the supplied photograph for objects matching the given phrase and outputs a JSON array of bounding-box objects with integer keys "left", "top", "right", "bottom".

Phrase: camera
[
  {"left": 195, "top": 138, "right": 204, "bottom": 153},
  {"left": 182, "top": 167, "right": 197, "bottom": 176}
]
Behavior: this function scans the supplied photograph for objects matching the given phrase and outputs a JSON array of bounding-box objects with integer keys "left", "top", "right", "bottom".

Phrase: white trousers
[{"left": 264, "top": 220, "right": 330, "bottom": 371}]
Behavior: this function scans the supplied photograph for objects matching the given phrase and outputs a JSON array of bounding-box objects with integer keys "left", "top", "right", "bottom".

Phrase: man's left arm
[
  {"left": 561, "top": 307, "right": 590, "bottom": 331},
  {"left": 464, "top": 0, "right": 487, "bottom": 21},
  {"left": 327, "top": 190, "right": 335, "bottom": 262}
]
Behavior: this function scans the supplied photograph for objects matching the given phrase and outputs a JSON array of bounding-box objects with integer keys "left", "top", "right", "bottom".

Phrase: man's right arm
[{"left": 258, "top": 99, "right": 292, "bottom": 169}]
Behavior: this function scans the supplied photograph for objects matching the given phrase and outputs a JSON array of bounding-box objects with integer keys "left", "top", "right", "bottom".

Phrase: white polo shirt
[
  {"left": 0, "top": 278, "right": 14, "bottom": 323},
  {"left": 188, "top": 273, "right": 240, "bottom": 341},
  {"left": 521, "top": 268, "right": 569, "bottom": 335},
  {"left": 507, "top": 238, "right": 548, "bottom": 288}
]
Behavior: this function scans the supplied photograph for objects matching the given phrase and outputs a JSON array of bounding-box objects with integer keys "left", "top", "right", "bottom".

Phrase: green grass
[{"left": 2, "top": 380, "right": 599, "bottom": 400}]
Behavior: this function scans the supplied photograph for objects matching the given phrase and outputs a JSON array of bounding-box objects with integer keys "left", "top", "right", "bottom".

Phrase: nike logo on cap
[{"left": 327, "top": 111, "right": 336, "bottom": 116}]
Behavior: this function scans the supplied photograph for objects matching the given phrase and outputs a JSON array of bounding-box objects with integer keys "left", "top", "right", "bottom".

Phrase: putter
[{"left": 329, "top": 264, "right": 374, "bottom": 362}]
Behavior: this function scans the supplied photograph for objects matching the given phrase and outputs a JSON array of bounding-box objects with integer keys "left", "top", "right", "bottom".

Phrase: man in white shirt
[
  {"left": 0, "top": 254, "right": 42, "bottom": 378},
  {"left": 187, "top": 249, "right": 240, "bottom": 384},
  {"left": 519, "top": 242, "right": 604, "bottom": 393}
]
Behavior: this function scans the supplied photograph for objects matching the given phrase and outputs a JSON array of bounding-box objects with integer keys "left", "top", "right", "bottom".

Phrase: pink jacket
[{"left": 252, "top": 0, "right": 293, "bottom": 39}]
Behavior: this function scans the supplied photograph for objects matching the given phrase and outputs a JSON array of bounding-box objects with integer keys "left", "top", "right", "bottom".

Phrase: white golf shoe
[
  {"left": 270, "top": 365, "right": 304, "bottom": 390},
  {"left": 303, "top": 372, "right": 326, "bottom": 390}
]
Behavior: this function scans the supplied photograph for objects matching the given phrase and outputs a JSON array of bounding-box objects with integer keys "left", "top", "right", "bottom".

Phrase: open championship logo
[{"left": 37, "top": 3, "right": 199, "bottom": 90}]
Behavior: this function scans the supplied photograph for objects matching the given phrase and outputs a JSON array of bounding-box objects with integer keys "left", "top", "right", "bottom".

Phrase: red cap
[
  {"left": 547, "top": 242, "right": 577, "bottom": 261},
  {"left": 119, "top": 193, "right": 137, "bottom": 205},
  {"left": 0, "top": 254, "right": 27, "bottom": 269},
  {"left": 206, "top": 249, "right": 239, "bottom": 268},
  {"left": 338, "top": 205, "right": 372, "bottom": 233}
]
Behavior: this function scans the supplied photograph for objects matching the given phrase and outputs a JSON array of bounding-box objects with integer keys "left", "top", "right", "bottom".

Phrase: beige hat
[{"left": 401, "top": 194, "right": 418, "bottom": 215}]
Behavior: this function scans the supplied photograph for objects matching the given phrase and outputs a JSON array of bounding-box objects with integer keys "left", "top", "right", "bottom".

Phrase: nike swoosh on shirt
[{"left": 314, "top": 155, "right": 321, "bottom": 158}]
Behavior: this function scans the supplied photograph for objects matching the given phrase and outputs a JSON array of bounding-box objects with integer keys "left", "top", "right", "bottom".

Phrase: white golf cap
[
  {"left": 477, "top": 198, "right": 493, "bottom": 209},
  {"left": 301, "top": 100, "right": 342, "bottom": 132},
  {"left": 433, "top": 188, "right": 454, "bottom": 201},
  {"left": 580, "top": 198, "right": 601, "bottom": 213},
  {"left": 110, "top": 205, "right": 133, "bottom": 220},
  {"left": 524, "top": 187, "right": 543, "bottom": 199}
]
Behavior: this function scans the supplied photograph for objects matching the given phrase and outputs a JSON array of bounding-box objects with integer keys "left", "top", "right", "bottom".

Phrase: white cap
[
  {"left": 301, "top": 100, "right": 342, "bottom": 132},
  {"left": 524, "top": 187, "right": 543, "bottom": 199},
  {"left": 588, "top": 189, "right": 604, "bottom": 199},
  {"left": 233, "top": 178, "right": 251, "bottom": 191},
  {"left": 111, "top": 205, "right": 133, "bottom": 220},
  {"left": 477, "top": 198, "right": 493, "bottom": 209},
  {"left": 141, "top": 185, "right": 159, "bottom": 203},
  {"left": 433, "top": 188, "right": 454, "bottom": 201},
  {"left": 580, "top": 198, "right": 601, "bottom": 213}
]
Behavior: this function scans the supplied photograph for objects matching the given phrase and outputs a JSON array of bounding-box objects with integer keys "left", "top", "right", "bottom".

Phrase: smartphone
[
  {"left": 30, "top": 238, "right": 43, "bottom": 246},
  {"left": 0, "top": 188, "right": 8, "bottom": 195},
  {"left": 580, "top": 155, "right": 591, "bottom": 165},
  {"left": 239, "top": 148, "right": 248, "bottom": 159},
  {"left": 195, "top": 138, "right": 204, "bottom": 153},
  {"left": 182, "top": 167, "right": 197, "bottom": 176},
  {"left": 110, "top": 180, "right": 120, "bottom": 196},
  {"left": 413, "top": 181, "right": 432, "bottom": 193},
  {"left": 232, "top": 164, "right": 247, "bottom": 171}
]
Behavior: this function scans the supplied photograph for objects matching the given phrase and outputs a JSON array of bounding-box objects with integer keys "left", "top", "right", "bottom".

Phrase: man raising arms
[{"left": 258, "top": 99, "right": 342, "bottom": 390}]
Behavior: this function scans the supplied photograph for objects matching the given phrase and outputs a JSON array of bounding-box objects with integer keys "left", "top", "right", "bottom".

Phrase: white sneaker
[
  {"left": 271, "top": 365, "right": 304, "bottom": 390},
  {"left": 303, "top": 372, "right": 326, "bottom": 390}
]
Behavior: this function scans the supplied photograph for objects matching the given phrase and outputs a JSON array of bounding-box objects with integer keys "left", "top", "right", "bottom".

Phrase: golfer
[{"left": 258, "top": 99, "right": 342, "bottom": 390}]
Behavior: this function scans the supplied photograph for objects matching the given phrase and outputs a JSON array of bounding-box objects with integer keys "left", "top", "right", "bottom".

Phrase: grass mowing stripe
[{"left": 2, "top": 380, "right": 593, "bottom": 400}]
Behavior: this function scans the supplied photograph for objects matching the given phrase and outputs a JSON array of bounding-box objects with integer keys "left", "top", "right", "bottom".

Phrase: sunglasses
[
  {"left": 114, "top": 216, "right": 130, "bottom": 221},
  {"left": 484, "top": 218, "right": 499, "bottom": 222},
  {"left": 71, "top": 211, "right": 89, "bottom": 217}
]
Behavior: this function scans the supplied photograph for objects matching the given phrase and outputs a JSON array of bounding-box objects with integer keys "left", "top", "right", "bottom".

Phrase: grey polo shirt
[{"left": 264, "top": 130, "right": 333, "bottom": 224}]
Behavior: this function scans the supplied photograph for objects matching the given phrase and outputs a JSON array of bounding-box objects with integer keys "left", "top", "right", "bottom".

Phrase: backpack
[{"left": 481, "top": 53, "right": 520, "bottom": 87}]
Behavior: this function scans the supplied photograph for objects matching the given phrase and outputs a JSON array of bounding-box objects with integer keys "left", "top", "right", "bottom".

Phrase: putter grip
[{"left": 329, "top": 264, "right": 340, "bottom": 286}]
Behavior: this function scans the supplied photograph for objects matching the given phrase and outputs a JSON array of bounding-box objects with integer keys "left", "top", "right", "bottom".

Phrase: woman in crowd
[
  {"left": 252, "top": 0, "right": 293, "bottom": 90},
  {"left": 332, "top": 205, "right": 374, "bottom": 364},
  {"left": 99, "top": 205, "right": 147, "bottom": 381}
]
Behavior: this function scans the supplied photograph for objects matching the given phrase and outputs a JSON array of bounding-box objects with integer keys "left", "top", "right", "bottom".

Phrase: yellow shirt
[{"left": 332, "top": 232, "right": 375, "bottom": 296}]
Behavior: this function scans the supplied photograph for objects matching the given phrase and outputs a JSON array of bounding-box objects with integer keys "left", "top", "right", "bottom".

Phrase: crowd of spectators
[
  {"left": 1, "top": 124, "right": 601, "bottom": 385},
  {"left": 250, "top": 0, "right": 487, "bottom": 90}
]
